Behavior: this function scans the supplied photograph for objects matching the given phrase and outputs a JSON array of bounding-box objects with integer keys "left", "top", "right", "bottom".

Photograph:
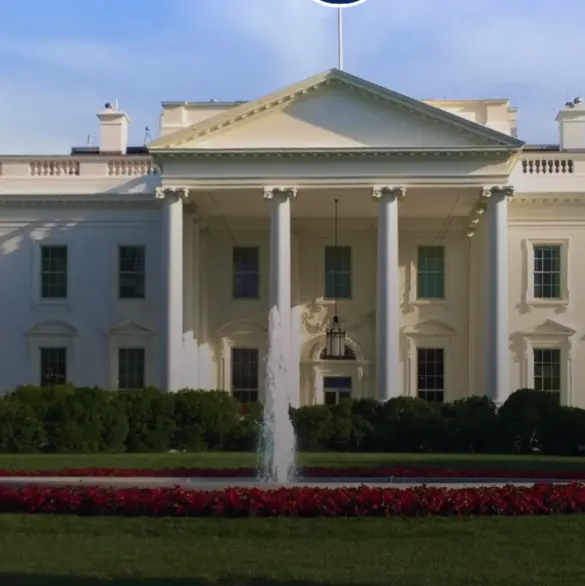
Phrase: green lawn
[
  {"left": 0, "top": 515, "right": 583, "bottom": 585},
  {"left": 0, "top": 452, "right": 583, "bottom": 472}
]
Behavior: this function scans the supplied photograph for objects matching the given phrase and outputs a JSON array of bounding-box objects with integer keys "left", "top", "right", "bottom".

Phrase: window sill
[
  {"left": 525, "top": 298, "right": 569, "bottom": 308},
  {"left": 410, "top": 299, "right": 447, "bottom": 307},
  {"left": 36, "top": 298, "right": 69, "bottom": 308},
  {"left": 318, "top": 298, "right": 353, "bottom": 305}
]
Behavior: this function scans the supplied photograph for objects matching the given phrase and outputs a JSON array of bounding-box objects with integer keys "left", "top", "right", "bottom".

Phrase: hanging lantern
[{"left": 325, "top": 314, "right": 346, "bottom": 359}]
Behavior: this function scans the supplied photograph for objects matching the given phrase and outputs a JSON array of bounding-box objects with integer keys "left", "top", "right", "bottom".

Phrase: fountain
[{"left": 257, "top": 307, "right": 297, "bottom": 484}]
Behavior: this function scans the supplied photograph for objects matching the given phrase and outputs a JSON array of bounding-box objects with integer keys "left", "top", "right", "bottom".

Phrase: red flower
[
  {"left": 0, "top": 483, "right": 584, "bottom": 517},
  {"left": 0, "top": 466, "right": 584, "bottom": 480}
]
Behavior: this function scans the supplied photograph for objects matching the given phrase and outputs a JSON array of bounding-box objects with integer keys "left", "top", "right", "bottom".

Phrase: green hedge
[{"left": 0, "top": 386, "right": 584, "bottom": 455}]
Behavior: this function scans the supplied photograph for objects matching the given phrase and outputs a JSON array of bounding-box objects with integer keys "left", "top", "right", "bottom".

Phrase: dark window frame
[
  {"left": 416, "top": 347, "right": 445, "bottom": 403},
  {"left": 118, "top": 348, "right": 146, "bottom": 390},
  {"left": 40, "top": 347, "right": 67, "bottom": 387},
  {"left": 40, "top": 245, "right": 68, "bottom": 299},
  {"left": 324, "top": 246, "right": 352, "bottom": 300},
  {"left": 231, "top": 347, "right": 259, "bottom": 403},
  {"left": 118, "top": 245, "right": 146, "bottom": 300},
  {"left": 232, "top": 247, "right": 260, "bottom": 300}
]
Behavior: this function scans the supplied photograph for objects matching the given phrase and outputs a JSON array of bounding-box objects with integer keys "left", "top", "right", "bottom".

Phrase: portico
[{"left": 149, "top": 68, "right": 524, "bottom": 405}]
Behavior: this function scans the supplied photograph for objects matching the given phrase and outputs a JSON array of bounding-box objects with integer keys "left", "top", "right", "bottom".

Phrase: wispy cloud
[{"left": 0, "top": 0, "right": 583, "bottom": 152}]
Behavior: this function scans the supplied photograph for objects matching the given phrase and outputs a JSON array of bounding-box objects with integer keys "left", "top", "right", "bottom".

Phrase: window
[
  {"left": 119, "top": 246, "right": 145, "bottom": 299},
  {"left": 325, "top": 246, "right": 351, "bottom": 299},
  {"left": 533, "top": 245, "right": 561, "bottom": 299},
  {"left": 323, "top": 376, "right": 352, "bottom": 405},
  {"left": 40, "top": 246, "right": 67, "bottom": 299},
  {"left": 40, "top": 347, "right": 67, "bottom": 387},
  {"left": 118, "top": 348, "right": 145, "bottom": 390},
  {"left": 533, "top": 348, "right": 561, "bottom": 404},
  {"left": 417, "top": 246, "right": 444, "bottom": 299},
  {"left": 233, "top": 247, "right": 259, "bottom": 299},
  {"left": 231, "top": 348, "right": 259, "bottom": 403},
  {"left": 417, "top": 348, "right": 444, "bottom": 403}
]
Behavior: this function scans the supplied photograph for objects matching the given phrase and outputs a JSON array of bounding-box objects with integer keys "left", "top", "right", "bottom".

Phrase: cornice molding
[
  {"left": 510, "top": 196, "right": 585, "bottom": 206},
  {"left": 153, "top": 147, "right": 515, "bottom": 160},
  {"left": 149, "top": 70, "right": 524, "bottom": 151},
  {"left": 0, "top": 197, "right": 158, "bottom": 209}
]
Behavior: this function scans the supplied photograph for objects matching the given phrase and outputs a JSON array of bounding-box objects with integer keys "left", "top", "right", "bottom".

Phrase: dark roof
[
  {"left": 523, "top": 144, "right": 560, "bottom": 152},
  {"left": 70, "top": 146, "right": 149, "bottom": 155}
]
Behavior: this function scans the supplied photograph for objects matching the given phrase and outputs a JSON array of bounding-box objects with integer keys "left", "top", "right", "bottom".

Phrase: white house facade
[{"left": 1, "top": 69, "right": 584, "bottom": 407}]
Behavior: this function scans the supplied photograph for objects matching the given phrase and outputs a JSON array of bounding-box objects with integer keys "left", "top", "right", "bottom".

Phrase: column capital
[
  {"left": 263, "top": 186, "right": 298, "bottom": 200},
  {"left": 372, "top": 185, "right": 407, "bottom": 201},
  {"left": 155, "top": 186, "right": 190, "bottom": 200},
  {"left": 480, "top": 185, "right": 515, "bottom": 200}
]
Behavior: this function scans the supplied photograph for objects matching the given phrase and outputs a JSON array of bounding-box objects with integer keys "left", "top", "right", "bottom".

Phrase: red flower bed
[
  {"left": 0, "top": 466, "right": 584, "bottom": 480},
  {"left": 0, "top": 483, "right": 585, "bottom": 517}
]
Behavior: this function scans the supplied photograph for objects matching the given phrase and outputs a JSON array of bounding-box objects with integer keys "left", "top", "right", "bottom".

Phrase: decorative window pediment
[
  {"left": 520, "top": 319, "right": 576, "bottom": 337},
  {"left": 109, "top": 321, "right": 154, "bottom": 336},
  {"left": 402, "top": 320, "right": 456, "bottom": 336},
  {"left": 27, "top": 320, "right": 76, "bottom": 337}
]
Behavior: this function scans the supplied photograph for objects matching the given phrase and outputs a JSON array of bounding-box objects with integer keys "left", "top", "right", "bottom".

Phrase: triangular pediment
[
  {"left": 150, "top": 69, "right": 523, "bottom": 152},
  {"left": 521, "top": 319, "right": 576, "bottom": 336},
  {"left": 109, "top": 321, "right": 154, "bottom": 335},
  {"left": 403, "top": 320, "right": 456, "bottom": 336},
  {"left": 27, "top": 320, "right": 77, "bottom": 336}
]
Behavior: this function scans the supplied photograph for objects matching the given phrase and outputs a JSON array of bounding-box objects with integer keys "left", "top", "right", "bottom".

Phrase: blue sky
[{"left": 0, "top": 0, "right": 584, "bottom": 153}]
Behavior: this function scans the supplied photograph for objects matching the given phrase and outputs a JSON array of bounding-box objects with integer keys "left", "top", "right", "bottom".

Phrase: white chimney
[
  {"left": 556, "top": 98, "right": 585, "bottom": 150},
  {"left": 97, "top": 102, "right": 131, "bottom": 153}
]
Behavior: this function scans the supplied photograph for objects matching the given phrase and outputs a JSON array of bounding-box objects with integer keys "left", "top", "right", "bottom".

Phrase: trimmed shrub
[{"left": 0, "top": 386, "right": 584, "bottom": 455}]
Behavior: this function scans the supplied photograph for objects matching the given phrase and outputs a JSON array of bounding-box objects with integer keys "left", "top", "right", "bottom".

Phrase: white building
[{"left": 1, "top": 69, "right": 583, "bottom": 407}]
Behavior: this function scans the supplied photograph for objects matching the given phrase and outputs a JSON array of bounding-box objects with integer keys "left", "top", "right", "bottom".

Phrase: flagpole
[{"left": 337, "top": 7, "right": 344, "bottom": 70}]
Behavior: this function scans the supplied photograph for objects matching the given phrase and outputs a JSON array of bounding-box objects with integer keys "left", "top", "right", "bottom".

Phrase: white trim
[
  {"left": 408, "top": 240, "right": 448, "bottom": 306},
  {"left": 307, "top": 336, "right": 369, "bottom": 403},
  {"left": 404, "top": 333, "right": 454, "bottom": 401},
  {"left": 26, "top": 320, "right": 77, "bottom": 385},
  {"left": 215, "top": 319, "right": 267, "bottom": 400},
  {"left": 108, "top": 322, "right": 155, "bottom": 390},
  {"left": 520, "top": 332, "right": 573, "bottom": 406},
  {"left": 523, "top": 238, "right": 570, "bottom": 307}
]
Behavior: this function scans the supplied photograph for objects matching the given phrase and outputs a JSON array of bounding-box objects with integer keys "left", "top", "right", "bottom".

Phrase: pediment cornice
[{"left": 150, "top": 69, "right": 524, "bottom": 152}]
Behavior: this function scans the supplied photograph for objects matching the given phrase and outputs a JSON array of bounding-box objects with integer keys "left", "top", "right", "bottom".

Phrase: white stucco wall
[{"left": 0, "top": 206, "right": 162, "bottom": 392}]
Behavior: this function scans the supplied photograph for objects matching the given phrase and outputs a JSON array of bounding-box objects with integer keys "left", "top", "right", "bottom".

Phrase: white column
[
  {"left": 182, "top": 211, "right": 200, "bottom": 389},
  {"left": 156, "top": 186, "right": 188, "bottom": 391},
  {"left": 484, "top": 185, "right": 514, "bottom": 405},
  {"left": 290, "top": 233, "right": 302, "bottom": 408},
  {"left": 373, "top": 185, "right": 406, "bottom": 402},
  {"left": 264, "top": 187, "right": 297, "bottom": 403}
]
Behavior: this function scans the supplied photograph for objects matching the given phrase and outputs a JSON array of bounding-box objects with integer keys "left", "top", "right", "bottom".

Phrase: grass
[
  {"left": 0, "top": 452, "right": 584, "bottom": 472},
  {"left": 0, "top": 515, "right": 583, "bottom": 585}
]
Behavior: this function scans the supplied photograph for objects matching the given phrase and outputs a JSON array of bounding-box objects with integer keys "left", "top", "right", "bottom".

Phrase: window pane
[
  {"left": 323, "top": 376, "right": 352, "bottom": 405},
  {"left": 119, "top": 246, "right": 145, "bottom": 299},
  {"left": 232, "top": 348, "right": 259, "bottom": 403},
  {"left": 533, "top": 246, "right": 561, "bottom": 299},
  {"left": 325, "top": 246, "right": 351, "bottom": 299},
  {"left": 534, "top": 348, "right": 561, "bottom": 402},
  {"left": 41, "top": 246, "right": 67, "bottom": 299},
  {"left": 233, "top": 247, "right": 259, "bottom": 299},
  {"left": 40, "top": 347, "right": 67, "bottom": 386},
  {"left": 118, "top": 348, "right": 145, "bottom": 390},
  {"left": 417, "top": 348, "right": 444, "bottom": 403},
  {"left": 417, "top": 246, "right": 444, "bottom": 299}
]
